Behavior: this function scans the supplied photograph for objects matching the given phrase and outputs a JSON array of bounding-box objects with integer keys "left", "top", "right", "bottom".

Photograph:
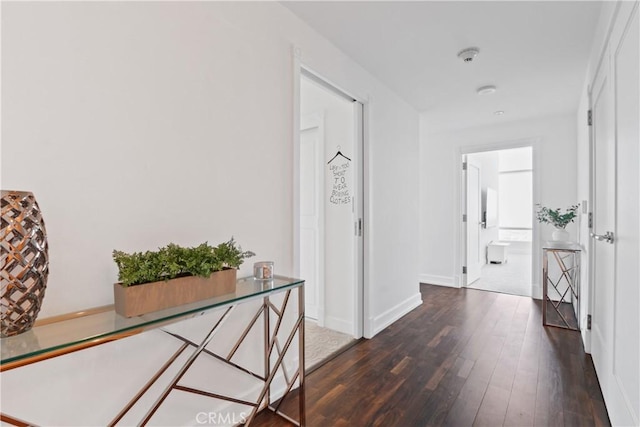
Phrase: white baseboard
[
  {"left": 318, "top": 307, "right": 325, "bottom": 327},
  {"left": 324, "top": 316, "right": 353, "bottom": 336},
  {"left": 531, "top": 282, "right": 542, "bottom": 299},
  {"left": 420, "top": 274, "right": 457, "bottom": 288},
  {"left": 370, "top": 293, "right": 422, "bottom": 337}
]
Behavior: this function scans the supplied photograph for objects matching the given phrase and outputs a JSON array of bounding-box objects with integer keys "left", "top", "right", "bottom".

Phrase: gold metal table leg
[{"left": 139, "top": 306, "right": 236, "bottom": 426}]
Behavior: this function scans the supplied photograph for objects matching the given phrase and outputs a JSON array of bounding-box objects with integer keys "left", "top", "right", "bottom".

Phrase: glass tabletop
[
  {"left": 1, "top": 276, "right": 304, "bottom": 367},
  {"left": 542, "top": 241, "right": 582, "bottom": 251}
]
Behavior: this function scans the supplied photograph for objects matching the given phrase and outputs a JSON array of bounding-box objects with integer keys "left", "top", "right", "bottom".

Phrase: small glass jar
[{"left": 253, "top": 261, "right": 274, "bottom": 280}]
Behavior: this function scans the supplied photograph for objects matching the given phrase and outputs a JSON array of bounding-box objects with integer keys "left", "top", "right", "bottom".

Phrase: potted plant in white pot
[{"left": 535, "top": 204, "right": 580, "bottom": 241}]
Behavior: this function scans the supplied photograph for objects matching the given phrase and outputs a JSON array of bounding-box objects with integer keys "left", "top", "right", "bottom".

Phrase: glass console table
[
  {"left": 1, "top": 276, "right": 305, "bottom": 426},
  {"left": 542, "top": 242, "right": 580, "bottom": 331}
]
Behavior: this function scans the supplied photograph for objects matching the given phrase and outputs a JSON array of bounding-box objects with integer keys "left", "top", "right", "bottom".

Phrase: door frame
[
  {"left": 455, "top": 138, "right": 541, "bottom": 296},
  {"left": 292, "top": 48, "right": 368, "bottom": 339},
  {"left": 587, "top": 43, "right": 610, "bottom": 366},
  {"left": 464, "top": 159, "right": 482, "bottom": 285},
  {"left": 299, "top": 112, "right": 326, "bottom": 325}
]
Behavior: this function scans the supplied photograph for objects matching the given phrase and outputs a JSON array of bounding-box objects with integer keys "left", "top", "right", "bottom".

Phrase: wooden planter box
[{"left": 113, "top": 268, "right": 237, "bottom": 317}]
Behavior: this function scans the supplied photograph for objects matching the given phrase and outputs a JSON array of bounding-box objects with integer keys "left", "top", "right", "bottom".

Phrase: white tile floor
[{"left": 467, "top": 252, "right": 532, "bottom": 297}]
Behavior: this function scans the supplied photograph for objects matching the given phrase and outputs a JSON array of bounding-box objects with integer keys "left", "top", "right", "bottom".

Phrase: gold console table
[
  {"left": 1, "top": 276, "right": 305, "bottom": 426},
  {"left": 542, "top": 242, "right": 580, "bottom": 331}
]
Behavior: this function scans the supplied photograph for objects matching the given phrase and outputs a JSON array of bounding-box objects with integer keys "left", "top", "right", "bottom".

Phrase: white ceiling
[{"left": 282, "top": 1, "right": 603, "bottom": 133}]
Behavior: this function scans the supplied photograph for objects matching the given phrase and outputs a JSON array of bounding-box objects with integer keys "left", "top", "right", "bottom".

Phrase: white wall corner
[
  {"left": 419, "top": 274, "right": 458, "bottom": 288},
  {"left": 316, "top": 307, "right": 326, "bottom": 328},
  {"left": 323, "top": 316, "right": 353, "bottom": 337},
  {"left": 291, "top": 44, "right": 302, "bottom": 60},
  {"left": 370, "top": 293, "right": 422, "bottom": 337},
  {"left": 366, "top": 92, "right": 374, "bottom": 104},
  {"left": 531, "top": 282, "right": 542, "bottom": 300},
  {"left": 581, "top": 324, "right": 591, "bottom": 354},
  {"left": 454, "top": 274, "right": 463, "bottom": 288}
]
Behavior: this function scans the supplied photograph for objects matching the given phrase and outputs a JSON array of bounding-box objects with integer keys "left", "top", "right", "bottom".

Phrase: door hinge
[
  {"left": 463, "top": 214, "right": 467, "bottom": 222},
  {"left": 588, "top": 109, "right": 592, "bottom": 126},
  {"left": 462, "top": 162, "right": 467, "bottom": 170},
  {"left": 587, "top": 314, "right": 592, "bottom": 330},
  {"left": 462, "top": 266, "right": 467, "bottom": 274},
  {"left": 588, "top": 212, "right": 593, "bottom": 229}
]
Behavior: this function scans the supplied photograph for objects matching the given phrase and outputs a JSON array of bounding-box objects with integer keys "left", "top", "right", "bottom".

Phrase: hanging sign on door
[{"left": 327, "top": 147, "right": 351, "bottom": 205}]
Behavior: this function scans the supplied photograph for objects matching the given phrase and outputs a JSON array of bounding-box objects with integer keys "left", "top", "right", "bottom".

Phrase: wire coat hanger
[{"left": 327, "top": 146, "right": 352, "bottom": 164}]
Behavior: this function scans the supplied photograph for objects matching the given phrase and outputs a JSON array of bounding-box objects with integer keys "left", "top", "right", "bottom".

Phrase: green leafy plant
[
  {"left": 113, "top": 238, "right": 255, "bottom": 287},
  {"left": 535, "top": 204, "right": 580, "bottom": 229}
]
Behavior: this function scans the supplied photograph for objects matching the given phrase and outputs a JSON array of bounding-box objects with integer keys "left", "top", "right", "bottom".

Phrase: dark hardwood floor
[{"left": 252, "top": 284, "right": 610, "bottom": 426}]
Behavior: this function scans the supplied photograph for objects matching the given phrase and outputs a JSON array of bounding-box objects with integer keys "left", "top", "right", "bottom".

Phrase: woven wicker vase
[{"left": 1, "top": 190, "right": 49, "bottom": 337}]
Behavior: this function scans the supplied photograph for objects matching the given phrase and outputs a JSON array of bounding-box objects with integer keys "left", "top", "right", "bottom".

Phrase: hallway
[{"left": 255, "top": 283, "right": 608, "bottom": 426}]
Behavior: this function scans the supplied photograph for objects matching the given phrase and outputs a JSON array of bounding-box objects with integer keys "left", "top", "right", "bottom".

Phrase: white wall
[
  {"left": 300, "top": 78, "right": 355, "bottom": 335},
  {"left": 420, "top": 113, "right": 577, "bottom": 298},
  {"left": 1, "top": 2, "right": 420, "bottom": 423},
  {"left": 2, "top": 2, "right": 293, "bottom": 316},
  {"left": 1, "top": 1, "right": 420, "bottom": 332}
]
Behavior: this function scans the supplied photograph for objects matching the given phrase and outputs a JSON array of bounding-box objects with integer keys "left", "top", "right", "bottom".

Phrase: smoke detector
[
  {"left": 477, "top": 85, "right": 497, "bottom": 95},
  {"left": 457, "top": 47, "right": 480, "bottom": 62}
]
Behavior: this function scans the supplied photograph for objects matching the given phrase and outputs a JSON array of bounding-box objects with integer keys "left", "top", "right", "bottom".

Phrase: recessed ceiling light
[
  {"left": 477, "top": 85, "right": 497, "bottom": 95},
  {"left": 494, "top": 110, "right": 505, "bottom": 115}
]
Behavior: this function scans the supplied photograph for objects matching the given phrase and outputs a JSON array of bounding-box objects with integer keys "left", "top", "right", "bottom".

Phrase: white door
[
  {"left": 590, "top": 4, "right": 639, "bottom": 425},
  {"left": 465, "top": 162, "right": 482, "bottom": 285},
  {"left": 299, "top": 114, "right": 324, "bottom": 323}
]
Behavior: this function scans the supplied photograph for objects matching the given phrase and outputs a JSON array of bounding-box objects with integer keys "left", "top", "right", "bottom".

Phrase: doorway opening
[
  {"left": 297, "top": 70, "right": 364, "bottom": 371},
  {"left": 463, "top": 146, "right": 534, "bottom": 297}
]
